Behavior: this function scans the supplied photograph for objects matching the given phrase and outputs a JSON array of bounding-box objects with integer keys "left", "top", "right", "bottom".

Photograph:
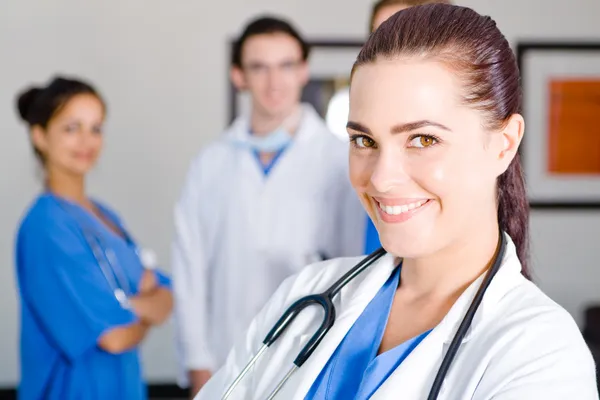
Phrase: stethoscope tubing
[{"left": 223, "top": 232, "right": 507, "bottom": 400}]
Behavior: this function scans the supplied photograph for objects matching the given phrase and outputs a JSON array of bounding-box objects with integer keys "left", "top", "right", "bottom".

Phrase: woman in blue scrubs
[{"left": 14, "top": 76, "right": 173, "bottom": 400}]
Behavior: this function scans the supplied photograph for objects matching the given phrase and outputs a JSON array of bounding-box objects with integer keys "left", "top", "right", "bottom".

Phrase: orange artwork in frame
[{"left": 547, "top": 79, "right": 600, "bottom": 175}]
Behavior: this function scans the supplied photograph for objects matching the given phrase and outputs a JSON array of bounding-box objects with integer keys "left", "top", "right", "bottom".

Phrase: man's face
[
  {"left": 372, "top": 4, "right": 410, "bottom": 31},
  {"left": 231, "top": 33, "right": 309, "bottom": 119}
]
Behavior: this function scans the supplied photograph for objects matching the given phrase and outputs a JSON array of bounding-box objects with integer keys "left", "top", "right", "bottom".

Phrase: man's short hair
[{"left": 231, "top": 16, "right": 310, "bottom": 68}]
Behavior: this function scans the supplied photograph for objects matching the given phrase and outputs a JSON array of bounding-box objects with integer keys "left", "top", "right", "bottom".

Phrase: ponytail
[{"left": 497, "top": 154, "right": 530, "bottom": 279}]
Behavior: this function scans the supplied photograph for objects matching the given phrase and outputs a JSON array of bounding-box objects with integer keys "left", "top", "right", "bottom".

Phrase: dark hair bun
[
  {"left": 16, "top": 75, "right": 103, "bottom": 130},
  {"left": 17, "top": 87, "right": 43, "bottom": 123}
]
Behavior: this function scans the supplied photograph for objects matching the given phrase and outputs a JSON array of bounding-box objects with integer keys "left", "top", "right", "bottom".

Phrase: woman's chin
[{"left": 378, "top": 232, "right": 432, "bottom": 260}]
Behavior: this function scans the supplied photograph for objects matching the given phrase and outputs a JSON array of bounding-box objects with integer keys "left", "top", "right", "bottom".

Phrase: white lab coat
[
  {"left": 172, "top": 103, "right": 365, "bottom": 386},
  {"left": 196, "top": 233, "right": 599, "bottom": 399}
]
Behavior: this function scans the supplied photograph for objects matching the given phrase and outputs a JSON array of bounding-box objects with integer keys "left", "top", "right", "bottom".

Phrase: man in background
[{"left": 172, "top": 15, "right": 364, "bottom": 398}]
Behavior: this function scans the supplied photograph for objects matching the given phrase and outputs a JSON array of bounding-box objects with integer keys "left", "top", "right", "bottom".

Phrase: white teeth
[{"left": 378, "top": 200, "right": 427, "bottom": 215}]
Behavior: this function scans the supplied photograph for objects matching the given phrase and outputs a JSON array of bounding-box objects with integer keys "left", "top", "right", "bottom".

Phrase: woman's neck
[
  {"left": 398, "top": 223, "right": 501, "bottom": 302},
  {"left": 46, "top": 169, "right": 87, "bottom": 205}
]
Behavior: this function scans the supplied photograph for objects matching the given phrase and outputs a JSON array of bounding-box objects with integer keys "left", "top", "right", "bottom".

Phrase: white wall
[{"left": 1, "top": 0, "right": 599, "bottom": 386}]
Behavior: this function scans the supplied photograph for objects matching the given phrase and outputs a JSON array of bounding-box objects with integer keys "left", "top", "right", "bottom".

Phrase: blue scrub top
[
  {"left": 15, "top": 193, "right": 171, "bottom": 400},
  {"left": 306, "top": 266, "right": 431, "bottom": 399},
  {"left": 364, "top": 216, "right": 381, "bottom": 254},
  {"left": 252, "top": 147, "right": 287, "bottom": 176}
]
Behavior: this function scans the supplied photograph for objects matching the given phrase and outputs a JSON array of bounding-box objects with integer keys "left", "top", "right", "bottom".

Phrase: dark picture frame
[{"left": 516, "top": 41, "right": 600, "bottom": 210}]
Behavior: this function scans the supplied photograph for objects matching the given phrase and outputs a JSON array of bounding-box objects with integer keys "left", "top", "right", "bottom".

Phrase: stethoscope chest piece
[
  {"left": 114, "top": 288, "right": 131, "bottom": 309},
  {"left": 138, "top": 247, "right": 158, "bottom": 270}
]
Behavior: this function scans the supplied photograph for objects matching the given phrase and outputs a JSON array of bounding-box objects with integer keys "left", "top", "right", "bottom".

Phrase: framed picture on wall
[
  {"left": 227, "top": 40, "right": 364, "bottom": 141},
  {"left": 517, "top": 42, "right": 600, "bottom": 209}
]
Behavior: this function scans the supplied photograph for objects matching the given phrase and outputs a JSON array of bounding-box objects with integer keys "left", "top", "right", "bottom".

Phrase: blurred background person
[
  {"left": 326, "top": 0, "right": 453, "bottom": 257},
  {"left": 171, "top": 15, "right": 365, "bottom": 397},
  {"left": 14, "top": 76, "right": 173, "bottom": 400},
  {"left": 369, "top": 0, "right": 452, "bottom": 32}
]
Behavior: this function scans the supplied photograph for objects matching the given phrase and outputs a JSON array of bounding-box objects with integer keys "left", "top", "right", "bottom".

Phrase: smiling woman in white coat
[{"left": 195, "top": 4, "right": 599, "bottom": 399}]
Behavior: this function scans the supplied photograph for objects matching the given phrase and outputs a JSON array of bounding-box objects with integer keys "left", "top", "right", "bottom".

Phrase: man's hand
[{"left": 189, "top": 369, "right": 212, "bottom": 399}]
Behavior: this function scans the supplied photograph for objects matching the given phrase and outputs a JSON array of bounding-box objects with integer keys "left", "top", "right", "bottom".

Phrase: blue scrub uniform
[
  {"left": 307, "top": 266, "right": 431, "bottom": 399},
  {"left": 364, "top": 216, "right": 381, "bottom": 254},
  {"left": 15, "top": 193, "right": 171, "bottom": 400}
]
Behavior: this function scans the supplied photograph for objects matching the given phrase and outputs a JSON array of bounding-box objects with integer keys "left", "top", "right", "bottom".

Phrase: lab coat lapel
[
  {"left": 368, "top": 278, "right": 486, "bottom": 400},
  {"left": 371, "top": 234, "right": 523, "bottom": 399},
  {"left": 370, "top": 325, "right": 448, "bottom": 399},
  {"left": 367, "top": 279, "right": 486, "bottom": 400}
]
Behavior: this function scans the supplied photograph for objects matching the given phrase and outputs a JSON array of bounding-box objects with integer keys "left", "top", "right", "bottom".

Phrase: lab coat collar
[
  {"left": 224, "top": 103, "right": 324, "bottom": 145},
  {"left": 437, "top": 232, "right": 523, "bottom": 345},
  {"left": 342, "top": 233, "right": 523, "bottom": 347},
  {"left": 287, "top": 234, "right": 524, "bottom": 399},
  {"left": 369, "top": 233, "right": 524, "bottom": 399}
]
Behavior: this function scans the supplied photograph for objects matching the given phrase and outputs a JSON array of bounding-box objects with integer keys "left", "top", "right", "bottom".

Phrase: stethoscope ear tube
[
  {"left": 224, "top": 232, "right": 506, "bottom": 400},
  {"left": 326, "top": 247, "right": 387, "bottom": 298},
  {"left": 263, "top": 294, "right": 336, "bottom": 369},
  {"left": 426, "top": 231, "right": 507, "bottom": 399}
]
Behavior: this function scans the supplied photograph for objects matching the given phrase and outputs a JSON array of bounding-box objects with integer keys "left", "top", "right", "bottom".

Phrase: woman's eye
[
  {"left": 352, "top": 136, "right": 376, "bottom": 149},
  {"left": 409, "top": 135, "right": 438, "bottom": 148}
]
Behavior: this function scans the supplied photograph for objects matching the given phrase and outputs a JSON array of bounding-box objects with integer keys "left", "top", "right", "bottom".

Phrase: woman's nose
[{"left": 369, "top": 151, "right": 411, "bottom": 193}]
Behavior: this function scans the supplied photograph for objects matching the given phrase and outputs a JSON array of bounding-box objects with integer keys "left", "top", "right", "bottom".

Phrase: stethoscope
[
  {"left": 82, "top": 228, "right": 158, "bottom": 309},
  {"left": 83, "top": 230, "right": 134, "bottom": 309},
  {"left": 54, "top": 197, "right": 156, "bottom": 310},
  {"left": 222, "top": 231, "right": 507, "bottom": 400}
]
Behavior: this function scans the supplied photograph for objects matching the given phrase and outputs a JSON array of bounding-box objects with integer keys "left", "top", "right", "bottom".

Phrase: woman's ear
[
  {"left": 495, "top": 113, "right": 524, "bottom": 175},
  {"left": 31, "top": 125, "right": 47, "bottom": 155}
]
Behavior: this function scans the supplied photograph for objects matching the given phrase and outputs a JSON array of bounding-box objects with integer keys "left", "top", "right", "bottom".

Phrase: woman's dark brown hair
[{"left": 354, "top": 3, "right": 530, "bottom": 278}]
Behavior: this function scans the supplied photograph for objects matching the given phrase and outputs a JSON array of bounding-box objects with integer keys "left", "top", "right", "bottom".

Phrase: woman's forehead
[{"left": 349, "top": 59, "right": 465, "bottom": 126}]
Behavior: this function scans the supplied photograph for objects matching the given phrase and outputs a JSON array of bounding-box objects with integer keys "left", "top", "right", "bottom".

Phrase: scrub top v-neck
[{"left": 306, "top": 266, "right": 431, "bottom": 399}]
